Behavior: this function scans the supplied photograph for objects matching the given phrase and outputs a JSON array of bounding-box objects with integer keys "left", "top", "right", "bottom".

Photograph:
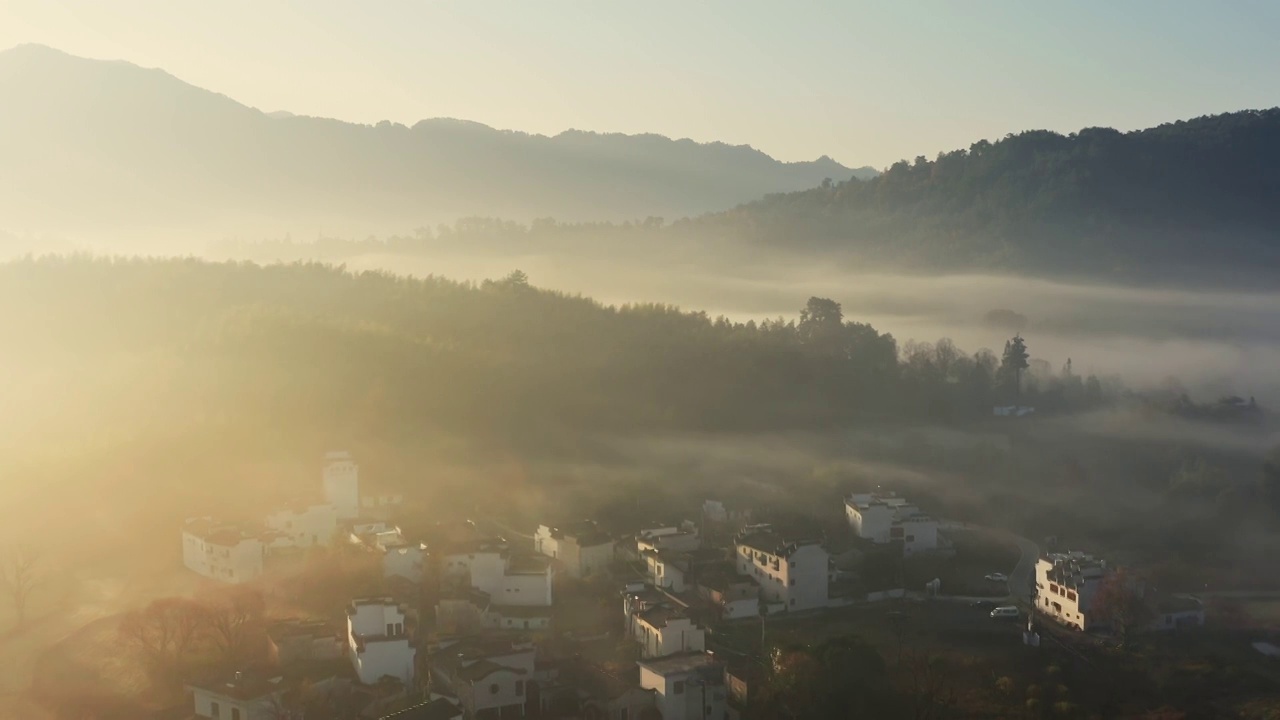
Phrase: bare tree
[
  {"left": 0, "top": 543, "right": 40, "bottom": 627},
  {"left": 118, "top": 597, "right": 209, "bottom": 680},
  {"left": 1092, "top": 567, "right": 1154, "bottom": 646},
  {"left": 203, "top": 586, "right": 267, "bottom": 664}
]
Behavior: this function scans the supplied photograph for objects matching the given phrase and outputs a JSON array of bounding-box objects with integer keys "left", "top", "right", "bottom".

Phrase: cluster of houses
[
  {"left": 182, "top": 452, "right": 419, "bottom": 585},
  {"left": 194, "top": 454, "right": 1194, "bottom": 719}
]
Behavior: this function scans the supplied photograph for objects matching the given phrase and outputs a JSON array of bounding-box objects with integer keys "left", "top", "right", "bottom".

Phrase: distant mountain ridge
[
  {"left": 685, "top": 108, "right": 1280, "bottom": 281},
  {"left": 0, "top": 44, "right": 875, "bottom": 241}
]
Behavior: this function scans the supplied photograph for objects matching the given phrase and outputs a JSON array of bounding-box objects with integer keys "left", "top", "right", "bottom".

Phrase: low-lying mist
[{"left": 225, "top": 244, "right": 1280, "bottom": 404}]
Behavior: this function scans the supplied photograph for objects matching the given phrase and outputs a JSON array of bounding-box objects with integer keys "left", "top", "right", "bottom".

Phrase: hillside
[
  {"left": 696, "top": 109, "right": 1280, "bottom": 280},
  {"left": 0, "top": 45, "right": 873, "bottom": 243}
]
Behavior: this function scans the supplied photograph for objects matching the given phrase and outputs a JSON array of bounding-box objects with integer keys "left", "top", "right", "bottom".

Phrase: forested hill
[
  {"left": 0, "top": 44, "right": 871, "bottom": 242},
  {"left": 1, "top": 257, "right": 1111, "bottom": 458},
  {"left": 693, "top": 109, "right": 1280, "bottom": 280}
]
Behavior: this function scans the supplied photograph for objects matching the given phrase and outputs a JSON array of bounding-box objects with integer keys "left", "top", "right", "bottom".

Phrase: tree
[
  {"left": 753, "top": 636, "right": 896, "bottom": 719},
  {"left": 1091, "top": 567, "right": 1153, "bottom": 645},
  {"left": 202, "top": 586, "right": 267, "bottom": 665},
  {"left": 118, "top": 597, "right": 209, "bottom": 681},
  {"left": 998, "top": 335, "right": 1030, "bottom": 399},
  {"left": 0, "top": 543, "right": 40, "bottom": 627},
  {"left": 797, "top": 297, "right": 845, "bottom": 356}
]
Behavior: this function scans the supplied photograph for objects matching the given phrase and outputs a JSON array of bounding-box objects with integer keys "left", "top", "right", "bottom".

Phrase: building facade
[
  {"left": 534, "top": 520, "right": 615, "bottom": 579},
  {"left": 182, "top": 518, "right": 265, "bottom": 584},
  {"left": 322, "top": 451, "right": 361, "bottom": 520},
  {"left": 347, "top": 598, "right": 416, "bottom": 686},
  {"left": 844, "top": 493, "right": 940, "bottom": 556},
  {"left": 734, "top": 526, "right": 829, "bottom": 611}
]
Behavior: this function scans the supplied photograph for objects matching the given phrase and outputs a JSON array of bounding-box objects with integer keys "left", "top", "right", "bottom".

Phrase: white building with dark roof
[
  {"left": 188, "top": 671, "right": 292, "bottom": 720},
  {"left": 1034, "top": 551, "right": 1108, "bottom": 630},
  {"left": 638, "top": 652, "right": 728, "bottom": 720},
  {"left": 734, "top": 525, "right": 829, "bottom": 611},
  {"left": 347, "top": 597, "right": 416, "bottom": 686},
  {"left": 428, "top": 637, "right": 536, "bottom": 719},
  {"left": 844, "top": 493, "right": 939, "bottom": 556},
  {"left": 633, "top": 604, "right": 707, "bottom": 659},
  {"left": 534, "top": 520, "right": 614, "bottom": 579},
  {"left": 323, "top": 451, "right": 361, "bottom": 520},
  {"left": 182, "top": 517, "right": 265, "bottom": 584}
]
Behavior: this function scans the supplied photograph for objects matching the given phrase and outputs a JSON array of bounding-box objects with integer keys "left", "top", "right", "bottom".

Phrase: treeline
[
  {"left": 2, "top": 257, "right": 1116, "bottom": 450},
  {"left": 220, "top": 109, "right": 1280, "bottom": 284}
]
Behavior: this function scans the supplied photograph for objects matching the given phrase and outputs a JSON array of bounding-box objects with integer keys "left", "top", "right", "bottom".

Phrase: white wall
[
  {"left": 322, "top": 453, "right": 360, "bottom": 520},
  {"left": 382, "top": 544, "right": 425, "bottom": 582},
  {"left": 639, "top": 665, "right": 725, "bottom": 720},
  {"left": 735, "top": 541, "right": 828, "bottom": 611},
  {"left": 637, "top": 617, "right": 706, "bottom": 658},
  {"left": 501, "top": 570, "right": 553, "bottom": 607},
  {"left": 459, "top": 667, "right": 528, "bottom": 718},
  {"left": 182, "top": 528, "right": 264, "bottom": 584},
  {"left": 348, "top": 601, "right": 414, "bottom": 686},
  {"left": 578, "top": 541, "right": 614, "bottom": 577},
  {"left": 264, "top": 503, "right": 338, "bottom": 548},
  {"left": 647, "top": 555, "right": 686, "bottom": 592},
  {"left": 901, "top": 518, "right": 939, "bottom": 555}
]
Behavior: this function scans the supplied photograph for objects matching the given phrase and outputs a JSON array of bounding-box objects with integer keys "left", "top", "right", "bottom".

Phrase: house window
[
  {"left": 1067, "top": 591, "right": 1076, "bottom": 601},
  {"left": 231, "top": 710, "right": 241, "bottom": 720},
  {"left": 674, "top": 681, "right": 686, "bottom": 695},
  {"left": 906, "top": 535, "right": 915, "bottom": 542},
  {"left": 789, "top": 561, "right": 796, "bottom": 568},
  {"left": 516, "top": 680, "right": 524, "bottom": 695},
  {"left": 790, "top": 599, "right": 796, "bottom": 606},
  {"left": 211, "top": 702, "right": 220, "bottom": 718},
  {"left": 620, "top": 709, "right": 628, "bottom": 720},
  {"left": 490, "top": 683, "right": 500, "bottom": 695}
]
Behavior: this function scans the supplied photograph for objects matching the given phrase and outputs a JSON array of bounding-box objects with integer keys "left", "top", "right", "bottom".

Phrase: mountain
[
  {"left": 689, "top": 110, "right": 1280, "bottom": 281},
  {"left": 0, "top": 44, "right": 875, "bottom": 243}
]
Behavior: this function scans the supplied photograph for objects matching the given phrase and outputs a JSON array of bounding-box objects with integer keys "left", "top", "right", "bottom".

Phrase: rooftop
[
  {"left": 636, "top": 604, "right": 689, "bottom": 629},
  {"left": 188, "top": 671, "right": 288, "bottom": 701},
  {"left": 638, "top": 652, "right": 721, "bottom": 676},
  {"left": 735, "top": 526, "right": 821, "bottom": 558},
  {"left": 456, "top": 659, "right": 528, "bottom": 683},
  {"left": 377, "top": 697, "right": 463, "bottom": 720},
  {"left": 506, "top": 554, "right": 552, "bottom": 575},
  {"left": 267, "top": 618, "right": 335, "bottom": 642},
  {"left": 183, "top": 517, "right": 262, "bottom": 546}
]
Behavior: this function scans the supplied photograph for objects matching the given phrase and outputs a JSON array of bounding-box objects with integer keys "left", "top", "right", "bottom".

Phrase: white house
[
  {"left": 638, "top": 652, "right": 728, "bottom": 720},
  {"left": 844, "top": 493, "right": 940, "bottom": 556},
  {"left": 263, "top": 501, "right": 339, "bottom": 549},
  {"left": 429, "top": 638, "right": 536, "bottom": 719},
  {"left": 379, "top": 537, "right": 427, "bottom": 583},
  {"left": 1034, "top": 552, "right": 1108, "bottom": 630},
  {"left": 189, "top": 672, "right": 290, "bottom": 720},
  {"left": 267, "top": 619, "right": 343, "bottom": 666},
  {"left": 734, "top": 526, "right": 829, "bottom": 612},
  {"left": 644, "top": 550, "right": 689, "bottom": 593},
  {"left": 323, "top": 451, "right": 361, "bottom": 520},
  {"left": 637, "top": 524, "right": 701, "bottom": 555},
  {"left": 533, "top": 520, "right": 615, "bottom": 579},
  {"left": 694, "top": 567, "right": 761, "bottom": 621},
  {"left": 443, "top": 540, "right": 554, "bottom": 607},
  {"left": 182, "top": 518, "right": 265, "bottom": 584},
  {"left": 347, "top": 598, "right": 416, "bottom": 686},
  {"left": 1154, "top": 595, "right": 1206, "bottom": 631},
  {"left": 633, "top": 604, "right": 707, "bottom": 658}
]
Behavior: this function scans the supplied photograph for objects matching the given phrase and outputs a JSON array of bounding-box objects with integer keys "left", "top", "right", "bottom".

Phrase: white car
[
  {"left": 990, "top": 606, "right": 1020, "bottom": 619},
  {"left": 984, "top": 572, "right": 1009, "bottom": 582}
]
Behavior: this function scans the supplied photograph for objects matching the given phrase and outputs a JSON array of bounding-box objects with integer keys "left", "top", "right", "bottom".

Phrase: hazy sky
[{"left": 3, "top": 0, "right": 1278, "bottom": 168}]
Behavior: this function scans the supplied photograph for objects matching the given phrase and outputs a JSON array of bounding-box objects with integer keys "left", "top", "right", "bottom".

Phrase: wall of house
[
  {"left": 639, "top": 668, "right": 724, "bottom": 720},
  {"left": 460, "top": 668, "right": 527, "bottom": 718},
  {"left": 382, "top": 545, "right": 424, "bottom": 582},
  {"left": 192, "top": 688, "right": 273, "bottom": 720},
  {"left": 446, "top": 551, "right": 507, "bottom": 596},
  {"left": 901, "top": 519, "right": 939, "bottom": 556},
  {"left": 534, "top": 526, "right": 560, "bottom": 560},
  {"left": 322, "top": 454, "right": 360, "bottom": 520},
  {"left": 502, "top": 570, "right": 553, "bottom": 607},
  {"left": 609, "top": 688, "right": 658, "bottom": 720},
  {"left": 349, "top": 602, "right": 406, "bottom": 637},
  {"left": 722, "top": 597, "right": 759, "bottom": 620},
  {"left": 649, "top": 556, "right": 686, "bottom": 592},
  {"left": 264, "top": 503, "right": 338, "bottom": 548},
  {"left": 847, "top": 503, "right": 893, "bottom": 543},
  {"left": 182, "top": 531, "right": 264, "bottom": 584},
  {"left": 786, "top": 545, "right": 829, "bottom": 611},
  {"left": 492, "top": 612, "right": 551, "bottom": 631},
  {"left": 639, "top": 619, "right": 706, "bottom": 658},
  {"left": 578, "top": 541, "right": 614, "bottom": 577},
  {"left": 350, "top": 636, "right": 415, "bottom": 686}
]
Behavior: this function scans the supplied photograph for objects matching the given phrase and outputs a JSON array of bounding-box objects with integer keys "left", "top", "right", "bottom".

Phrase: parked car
[
  {"left": 984, "top": 572, "right": 1009, "bottom": 582},
  {"left": 990, "top": 606, "right": 1020, "bottom": 620}
]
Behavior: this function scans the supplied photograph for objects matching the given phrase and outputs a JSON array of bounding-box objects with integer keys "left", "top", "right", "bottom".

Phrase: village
[{"left": 169, "top": 450, "right": 1219, "bottom": 720}]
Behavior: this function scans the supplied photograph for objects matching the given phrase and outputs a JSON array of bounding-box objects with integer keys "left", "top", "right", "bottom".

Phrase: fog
[{"left": 254, "top": 246, "right": 1280, "bottom": 405}]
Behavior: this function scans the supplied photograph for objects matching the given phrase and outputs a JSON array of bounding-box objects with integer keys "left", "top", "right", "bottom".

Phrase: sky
[{"left": 2, "top": 0, "right": 1278, "bottom": 168}]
